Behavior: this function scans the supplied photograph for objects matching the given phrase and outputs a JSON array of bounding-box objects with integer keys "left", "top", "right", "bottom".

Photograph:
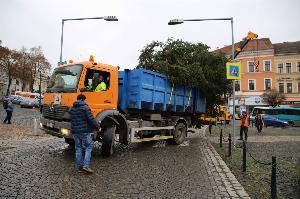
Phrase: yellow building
[{"left": 274, "top": 41, "right": 300, "bottom": 104}]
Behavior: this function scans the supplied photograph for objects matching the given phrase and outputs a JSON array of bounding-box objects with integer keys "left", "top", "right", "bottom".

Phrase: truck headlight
[{"left": 61, "top": 128, "right": 71, "bottom": 136}]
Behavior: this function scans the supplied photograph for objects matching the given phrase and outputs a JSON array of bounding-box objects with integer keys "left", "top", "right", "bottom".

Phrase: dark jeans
[
  {"left": 73, "top": 133, "right": 92, "bottom": 169},
  {"left": 240, "top": 126, "right": 248, "bottom": 140},
  {"left": 256, "top": 124, "right": 263, "bottom": 133},
  {"left": 3, "top": 110, "right": 12, "bottom": 123}
]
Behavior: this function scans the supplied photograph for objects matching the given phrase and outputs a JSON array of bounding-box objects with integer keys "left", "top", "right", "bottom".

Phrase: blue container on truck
[{"left": 118, "top": 68, "right": 206, "bottom": 113}]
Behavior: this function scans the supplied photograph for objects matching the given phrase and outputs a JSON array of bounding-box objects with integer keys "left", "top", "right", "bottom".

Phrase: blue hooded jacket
[
  {"left": 69, "top": 100, "right": 100, "bottom": 134},
  {"left": 6, "top": 100, "right": 13, "bottom": 112}
]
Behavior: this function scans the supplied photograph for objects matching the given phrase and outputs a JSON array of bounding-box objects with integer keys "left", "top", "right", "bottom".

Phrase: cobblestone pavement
[{"left": 0, "top": 106, "right": 250, "bottom": 199}]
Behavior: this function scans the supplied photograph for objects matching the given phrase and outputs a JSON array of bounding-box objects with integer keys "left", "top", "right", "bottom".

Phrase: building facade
[
  {"left": 216, "top": 38, "right": 276, "bottom": 113},
  {"left": 0, "top": 73, "right": 30, "bottom": 96},
  {"left": 273, "top": 41, "right": 300, "bottom": 104}
]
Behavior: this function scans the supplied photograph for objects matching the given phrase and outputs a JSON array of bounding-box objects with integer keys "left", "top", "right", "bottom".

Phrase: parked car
[
  {"left": 12, "top": 96, "right": 24, "bottom": 104},
  {"left": 20, "top": 98, "right": 40, "bottom": 108},
  {"left": 263, "top": 115, "right": 289, "bottom": 127}
]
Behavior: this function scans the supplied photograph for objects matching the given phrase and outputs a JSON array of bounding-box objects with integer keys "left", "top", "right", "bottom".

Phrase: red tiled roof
[
  {"left": 214, "top": 38, "right": 273, "bottom": 55},
  {"left": 273, "top": 41, "right": 300, "bottom": 55}
]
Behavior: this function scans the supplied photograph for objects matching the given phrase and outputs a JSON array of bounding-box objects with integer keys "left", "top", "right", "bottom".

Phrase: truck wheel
[
  {"left": 102, "top": 126, "right": 116, "bottom": 157},
  {"left": 172, "top": 123, "right": 187, "bottom": 145},
  {"left": 65, "top": 138, "right": 75, "bottom": 146}
]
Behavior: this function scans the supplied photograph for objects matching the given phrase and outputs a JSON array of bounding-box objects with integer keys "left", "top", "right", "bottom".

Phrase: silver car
[{"left": 20, "top": 98, "right": 41, "bottom": 108}]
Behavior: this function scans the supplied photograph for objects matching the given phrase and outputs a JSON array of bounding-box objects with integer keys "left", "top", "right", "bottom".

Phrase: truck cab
[{"left": 40, "top": 58, "right": 129, "bottom": 156}]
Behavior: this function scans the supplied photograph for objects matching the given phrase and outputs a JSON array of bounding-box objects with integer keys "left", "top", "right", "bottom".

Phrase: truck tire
[
  {"left": 65, "top": 138, "right": 75, "bottom": 146},
  {"left": 172, "top": 123, "right": 187, "bottom": 145},
  {"left": 101, "top": 126, "right": 116, "bottom": 157}
]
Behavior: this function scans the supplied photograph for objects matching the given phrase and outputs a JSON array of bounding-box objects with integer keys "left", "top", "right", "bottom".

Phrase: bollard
[
  {"left": 271, "top": 156, "right": 277, "bottom": 199},
  {"left": 220, "top": 129, "right": 223, "bottom": 148},
  {"left": 242, "top": 141, "right": 247, "bottom": 172},
  {"left": 298, "top": 158, "right": 300, "bottom": 197},
  {"left": 33, "top": 118, "right": 38, "bottom": 135},
  {"left": 228, "top": 133, "right": 232, "bottom": 157},
  {"left": 209, "top": 122, "right": 212, "bottom": 135}
]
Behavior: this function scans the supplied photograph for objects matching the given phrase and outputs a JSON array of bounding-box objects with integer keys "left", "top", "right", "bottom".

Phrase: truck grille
[{"left": 42, "top": 104, "right": 68, "bottom": 121}]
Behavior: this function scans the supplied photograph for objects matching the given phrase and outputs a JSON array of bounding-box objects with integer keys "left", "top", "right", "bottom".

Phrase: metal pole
[
  {"left": 39, "top": 68, "right": 41, "bottom": 106},
  {"left": 59, "top": 20, "right": 64, "bottom": 64},
  {"left": 271, "top": 156, "right": 277, "bottom": 199},
  {"left": 228, "top": 133, "right": 232, "bottom": 157},
  {"left": 231, "top": 18, "right": 236, "bottom": 146},
  {"left": 220, "top": 129, "right": 223, "bottom": 148}
]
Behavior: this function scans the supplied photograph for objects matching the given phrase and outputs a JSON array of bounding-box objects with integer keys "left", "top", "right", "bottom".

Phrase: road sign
[{"left": 226, "top": 61, "right": 241, "bottom": 80}]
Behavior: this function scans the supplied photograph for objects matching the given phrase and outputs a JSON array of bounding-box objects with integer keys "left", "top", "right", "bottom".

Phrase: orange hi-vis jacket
[{"left": 240, "top": 115, "right": 250, "bottom": 127}]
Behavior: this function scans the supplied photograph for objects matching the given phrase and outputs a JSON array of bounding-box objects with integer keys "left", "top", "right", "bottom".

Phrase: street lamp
[
  {"left": 168, "top": 17, "right": 236, "bottom": 144},
  {"left": 59, "top": 16, "right": 118, "bottom": 64}
]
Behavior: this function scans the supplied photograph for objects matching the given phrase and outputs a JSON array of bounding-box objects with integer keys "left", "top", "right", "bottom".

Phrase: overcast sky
[{"left": 1, "top": 0, "right": 299, "bottom": 70}]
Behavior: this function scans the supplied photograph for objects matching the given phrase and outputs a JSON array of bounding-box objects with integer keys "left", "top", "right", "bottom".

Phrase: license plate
[{"left": 46, "top": 122, "right": 54, "bottom": 128}]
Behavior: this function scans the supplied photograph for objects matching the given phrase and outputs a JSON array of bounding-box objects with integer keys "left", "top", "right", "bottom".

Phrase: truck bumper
[{"left": 40, "top": 117, "right": 72, "bottom": 138}]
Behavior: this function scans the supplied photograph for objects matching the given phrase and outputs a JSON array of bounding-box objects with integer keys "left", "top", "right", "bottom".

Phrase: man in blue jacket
[
  {"left": 3, "top": 98, "right": 13, "bottom": 124},
  {"left": 69, "top": 94, "right": 100, "bottom": 174}
]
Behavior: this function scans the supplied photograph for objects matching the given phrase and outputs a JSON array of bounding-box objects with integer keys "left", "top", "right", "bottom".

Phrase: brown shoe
[
  {"left": 78, "top": 168, "right": 84, "bottom": 174},
  {"left": 82, "top": 167, "right": 94, "bottom": 174}
]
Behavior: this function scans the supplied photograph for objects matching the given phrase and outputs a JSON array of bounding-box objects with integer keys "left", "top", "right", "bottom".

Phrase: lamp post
[
  {"left": 59, "top": 16, "right": 118, "bottom": 64},
  {"left": 168, "top": 17, "right": 236, "bottom": 144}
]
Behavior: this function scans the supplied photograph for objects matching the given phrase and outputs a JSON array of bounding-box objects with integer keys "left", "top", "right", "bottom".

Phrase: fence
[{"left": 218, "top": 129, "right": 300, "bottom": 199}]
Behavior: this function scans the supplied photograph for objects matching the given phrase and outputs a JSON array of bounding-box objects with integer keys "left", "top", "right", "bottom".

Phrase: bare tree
[
  {"left": 17, "top": 47, "right": 32, "bottom": 91},
  {"left": 0, "top": 45, "right": 21, "bottom": 95},
  {"left": 262, "top": 89, "right": 286, "bottom": 107},
  {"left": 28, "top": 46, "right": 51, "bottom": 91}
]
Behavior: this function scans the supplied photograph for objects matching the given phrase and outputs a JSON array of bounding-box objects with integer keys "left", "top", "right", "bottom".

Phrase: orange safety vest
[{"left": 240, "top": 115, "right": 250, "bottom": 127}]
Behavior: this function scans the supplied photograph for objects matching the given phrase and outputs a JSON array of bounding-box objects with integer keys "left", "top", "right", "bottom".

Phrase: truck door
[{"left": 80, "top": 68, "right": 115, "bottom": 111}]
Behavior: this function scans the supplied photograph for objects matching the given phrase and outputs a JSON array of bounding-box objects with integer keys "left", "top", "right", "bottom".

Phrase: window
[
  {"left": 47, "top": 64, "right": 83, "bottom": 93},
  {"left": 297, "top": 62, "right": 300, "bottom": 72},
  {"left": 264, "top": 60, "right": 271, "bottom": 71},
  {"left": 82, "top": 69, "right": 110, "bottom": 92},
  {"left": 286, "top": 63, "right": 292, "bottom": 73},
  {"left": 248, "top": 79, "right": 255, "bottom": 91},
  {"left": 287, "top": 83, "right": 292, "bottom": 93},
  {"left": 279, "top": 83, "right": 284, "bottom": 93},
  {"left": 264, "top": 78, "right": 272, "bottom": 90},
  {"left": 235, "top": 80, "right": 240, "bottom": 91},
  {"left": 298, "top": 82, "right": 300, "bottom": 93},
  {"left": 278, "top": 63, "right": 283, "bottom": 73},
  {"left": 248, "top": 61, "right": 254, "bottom": 72}
]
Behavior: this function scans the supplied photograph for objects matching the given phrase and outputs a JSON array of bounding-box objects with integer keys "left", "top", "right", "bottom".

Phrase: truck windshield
[{"left": 47, "top": 64, "right": 83, "bottom": 93}]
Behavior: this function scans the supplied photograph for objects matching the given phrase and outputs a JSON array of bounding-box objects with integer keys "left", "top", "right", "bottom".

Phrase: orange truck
[
  {"left": 199, "top": 105, "right": 231, "bottom": 125},
  {"left": 40, "top": 56, "right": 206, "bottom": 156}
]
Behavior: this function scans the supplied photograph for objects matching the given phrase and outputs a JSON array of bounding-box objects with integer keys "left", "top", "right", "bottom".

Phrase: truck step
[{"left": 132, "top": 136, "right": 174, "bottom": 143}]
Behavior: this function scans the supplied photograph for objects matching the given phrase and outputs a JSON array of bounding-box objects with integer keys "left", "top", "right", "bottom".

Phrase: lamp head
[
  {"left": 104, "top": 16, "right": 118, "bottom": 21},
  {"left": 168, "top": 19, "right": 184, "bottom": 25}
]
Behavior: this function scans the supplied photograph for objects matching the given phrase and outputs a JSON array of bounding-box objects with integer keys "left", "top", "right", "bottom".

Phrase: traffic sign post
[
  {"left": 226, "top": 61, "right": 241, "bottom": 146},
  {"left": 226, "top": 61, "right": 241, "bottom": 80}
]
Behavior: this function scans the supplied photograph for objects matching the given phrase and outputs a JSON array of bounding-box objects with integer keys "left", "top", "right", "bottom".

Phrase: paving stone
[{"left": 0, "top": 106, "right": 250, "bottom": 199}]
